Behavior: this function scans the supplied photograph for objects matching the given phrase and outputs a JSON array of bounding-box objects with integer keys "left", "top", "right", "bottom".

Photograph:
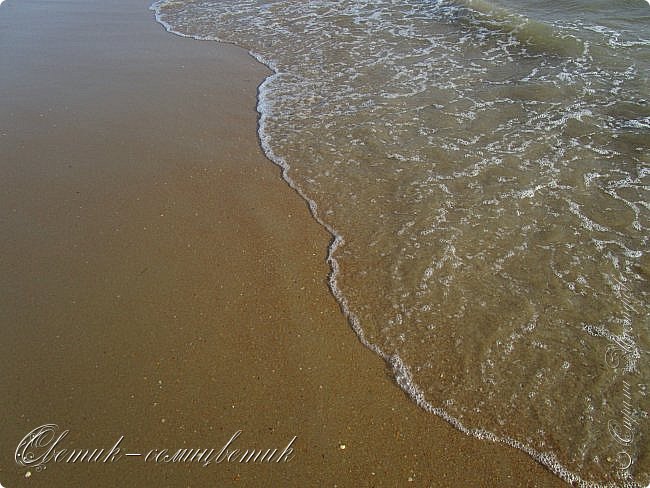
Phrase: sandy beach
[{"left": 0, "top": 1, "right": 567, "bottom": 486}]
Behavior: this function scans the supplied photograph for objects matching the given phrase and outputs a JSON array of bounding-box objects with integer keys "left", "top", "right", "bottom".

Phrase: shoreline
[
  {"left": 149, "top": 7, "right": 596, "bottom": 487},
  {"left": 0, "top": 1, "right": 567, "bottom": 487}
]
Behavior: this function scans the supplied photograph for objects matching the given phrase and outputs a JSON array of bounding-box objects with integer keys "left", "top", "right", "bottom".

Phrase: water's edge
[{"left": 148, "top": 3, "right": 641, "bottom": 487}]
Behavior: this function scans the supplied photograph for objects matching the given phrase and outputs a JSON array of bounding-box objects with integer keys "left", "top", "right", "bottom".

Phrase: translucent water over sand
[{"left": 152, "top": 1, "right": 649, "bottom": 485}]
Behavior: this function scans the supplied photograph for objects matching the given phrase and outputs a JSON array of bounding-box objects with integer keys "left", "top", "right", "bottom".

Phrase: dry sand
[{"left": 0, "top": 1, "right": 567, "bottom": 486}]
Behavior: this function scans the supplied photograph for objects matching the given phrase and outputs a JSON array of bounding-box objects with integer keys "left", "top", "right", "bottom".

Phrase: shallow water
[{"left": 152, "top": 0, "right": 649, "bottom": 485}]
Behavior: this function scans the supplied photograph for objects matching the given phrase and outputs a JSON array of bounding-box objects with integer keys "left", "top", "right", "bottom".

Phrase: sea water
[{"left": 151, "top": 0, "right": 649, "bottom": 485}]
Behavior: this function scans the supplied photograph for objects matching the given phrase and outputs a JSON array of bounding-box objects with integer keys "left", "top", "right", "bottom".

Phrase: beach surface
[{"left": 0, "top": 1, "right": 566, "bottom": 486}]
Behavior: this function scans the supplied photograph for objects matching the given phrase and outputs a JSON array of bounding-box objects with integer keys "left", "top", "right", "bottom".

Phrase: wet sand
[{"left": 0, "top": 1, "right": 567, "bottom": 487}]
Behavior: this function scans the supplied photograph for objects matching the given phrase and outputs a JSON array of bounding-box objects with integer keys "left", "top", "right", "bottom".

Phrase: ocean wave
[{"left": 151, "top": 1, "right": 650, "bottom": 485}]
